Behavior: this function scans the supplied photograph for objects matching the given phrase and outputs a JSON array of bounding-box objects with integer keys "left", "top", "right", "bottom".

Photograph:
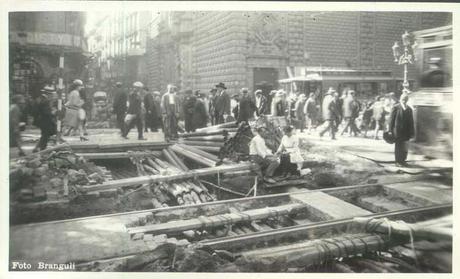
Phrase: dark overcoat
[{"left": 389, "top": 103, "right": 414, "bottom": 141}]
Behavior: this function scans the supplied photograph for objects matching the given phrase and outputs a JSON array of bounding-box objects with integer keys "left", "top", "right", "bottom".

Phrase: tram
[{"left": 409, "top": 25, "right": 452, "bottom": 159}]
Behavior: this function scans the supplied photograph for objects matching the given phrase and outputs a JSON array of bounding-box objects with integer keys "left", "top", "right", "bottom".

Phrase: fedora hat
[
  {"left": 383, "top": 131, "right": 395, "bottom": 144},
  {"left": 326, "top": 87, "right": 336, "bottom": 94},
  {"left": 255, "top": 89, "right": 263, "bottom": 95},
  {"left": 215, "top": 82, "right": 227, "bottom": 89}
]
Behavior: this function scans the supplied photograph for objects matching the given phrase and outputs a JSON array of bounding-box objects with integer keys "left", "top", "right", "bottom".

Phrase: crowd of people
[{"left": 10, "top": 80, "right": 414, "bottom": 170}]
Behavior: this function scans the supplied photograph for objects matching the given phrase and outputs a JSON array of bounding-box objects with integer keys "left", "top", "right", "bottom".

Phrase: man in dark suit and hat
[
  {"left": 319, "top": 88, "right": 339, "bottom": 140},
  {"left": 389, "top": 92, "right": 414, "bottom": 167},
  {"left": 214, "top": 82, "right": 230, "bottom": 124},
  {"left": 112, "top": 81, "right": 127, "bottom": 133},
  {"left": 122, "top": 81, "right": 146, "bottom": 140},
  {"left": 32, "top": 86, "right": 57, "bottom": 152}
]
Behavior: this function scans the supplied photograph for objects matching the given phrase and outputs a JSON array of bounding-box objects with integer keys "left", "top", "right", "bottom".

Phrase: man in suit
[
  {"left": 112, "top": 82, "right": 127, "bottom": 133},
  {"left": 208, "top": 88, "right": 217, "bottom": 125},
  {"left": 214, "top": 82, "right": 230, "bottom": 124},
  {"left": 389, "top": 92, "right": 414, "bottom": 167},
  {"left": 294, "top": 94, "right": 307, "bottom": 132},
  {"left": 233, "top": 88, "right": 257, "bottom": 124},
  {"left": 319, "top": 88, "right": 339, "bottom": 140},
  {"left": 182, "top": 89, "right": 197, "bottom": 132},
  {"left": 192, "top": 91, "right": 208, "bottom": 130},
  {"left": 304, "top": 92, "right": 318, "bottom": 133},
  {"left": 254, "top": 89, "right": 268, "bottom": 117},
  {"left": 340, "top": 90, "right": 361, "bottom": 136},
  {"left": 161, "top": 84, "right": 180, "bottom": 140},
  {"left": 122, "top": 81, "right": 146, "bottom": 140}
]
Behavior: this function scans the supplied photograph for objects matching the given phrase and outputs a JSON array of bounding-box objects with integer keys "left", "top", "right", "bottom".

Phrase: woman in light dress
[
  {"left": 63, "top": 79, "right": 88, "bottom": 141},
  {"left": 275, "top": 125, "right": 304, "bottom": 176}
]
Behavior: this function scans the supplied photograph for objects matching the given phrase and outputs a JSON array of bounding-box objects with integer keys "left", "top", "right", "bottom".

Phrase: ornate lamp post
[{"left": 392, "top": 30, "right": 417, "bottom": 93}]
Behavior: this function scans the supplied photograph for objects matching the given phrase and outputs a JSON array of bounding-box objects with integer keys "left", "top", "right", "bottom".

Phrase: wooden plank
[
  {"left": 384, "top": 181, "right": 453, "bottom": 205},
  {"left": 167, "top": 148, "right": 189, "bottom": 171},
  {"left": 127, "top": 203, "right": 306, "bottom": 236},
  {"left": 290, "top": 192, "right": 371, "bottom": 220},
  {"left": 81, "top": 163, "right": 255, "bottom": 192}
]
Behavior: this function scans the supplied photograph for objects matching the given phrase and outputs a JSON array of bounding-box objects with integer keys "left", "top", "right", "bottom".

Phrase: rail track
[{"left": 9, "top": 177, "right": 452, "bottom": 269}]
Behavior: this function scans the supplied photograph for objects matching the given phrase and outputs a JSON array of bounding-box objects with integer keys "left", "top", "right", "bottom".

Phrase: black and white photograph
[{"left": 2, "top": 1, "right": 457, "bottom": 276}]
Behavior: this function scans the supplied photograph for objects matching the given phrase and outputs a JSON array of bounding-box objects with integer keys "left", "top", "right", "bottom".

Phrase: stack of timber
[
  {"left": 124, "top": 149, "right": 217, "bottom": 207},
  {"left": 178, "top": 121, "right": 238, "bottom": 154}
]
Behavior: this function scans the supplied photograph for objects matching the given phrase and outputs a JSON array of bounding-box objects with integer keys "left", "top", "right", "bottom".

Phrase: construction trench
[{"left": 9, "top": 118, "right": 453, "bottom": 273}]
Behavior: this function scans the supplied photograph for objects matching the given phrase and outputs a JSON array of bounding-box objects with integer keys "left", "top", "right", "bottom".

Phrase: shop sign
[{"left": 10, "top": 31, "right": 82, "bottom": 48}]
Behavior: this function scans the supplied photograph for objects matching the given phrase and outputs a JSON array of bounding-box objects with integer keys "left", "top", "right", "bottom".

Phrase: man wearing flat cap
[
  {"left": 161, "top": 84, "right": 180, "bottom": 140},
  {"left": 122, "top": 81, "right": 145, "bottom": 140},
  {"left": 214, "top": 82, "right": 230, "bottom": 124}
]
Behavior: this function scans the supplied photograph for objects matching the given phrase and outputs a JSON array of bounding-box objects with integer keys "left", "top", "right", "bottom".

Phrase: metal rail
[{"left": 199, "top": 203, "right": 452, "bottom": 250}]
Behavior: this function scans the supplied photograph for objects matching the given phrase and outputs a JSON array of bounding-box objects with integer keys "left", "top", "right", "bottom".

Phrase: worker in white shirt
[
  {"left": 275, "top": 126, "right": 303, "bottom": 175},
  {"left": 249, "top": 127, "right": 280, "bottom": 184}
]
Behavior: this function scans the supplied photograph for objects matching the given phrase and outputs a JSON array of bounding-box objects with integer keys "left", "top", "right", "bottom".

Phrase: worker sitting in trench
[{"left": 249, "top": 127, "right": 280, "bottom": 184}]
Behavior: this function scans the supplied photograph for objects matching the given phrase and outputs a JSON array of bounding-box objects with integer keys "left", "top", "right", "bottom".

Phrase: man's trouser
[
  {"left": 163, "top": 114, "right": 178, "bottom": 139},
  {"left": 123, "top": 114, "right": 143, "bottom": 139},
  {"left": 319, "top": 120, "right": 336, "bottom": 139},
  {"left": 395, "top": 139, "right": 408, "bottom": 164},
  {"left": 116, "top": 113, "right": 125, "bottom": 132},
  {"left": 250, "top": 155, "right": 279, "bottom": 178},
  {"left": 341, "top": 117, "right": 360, "bottom": 135}
]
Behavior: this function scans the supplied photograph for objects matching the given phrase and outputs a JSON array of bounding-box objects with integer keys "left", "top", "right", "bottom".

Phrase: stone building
[
  {"left": 87, "top": 12, "right": 158, "bottom": 88},
  {"left": 9, "top": 12, "right": 88, "bottom": 97},
  {"left": 146, "top": 11, "right": 451, "bottom": 96}
]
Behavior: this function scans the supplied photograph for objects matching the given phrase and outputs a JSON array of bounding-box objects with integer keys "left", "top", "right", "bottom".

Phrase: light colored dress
[
  {"left": 64, "top": 90, "right": 84, "bottom": 128},
  {"left": 277, "top": 134, "right": 304, "bottom": 164}
]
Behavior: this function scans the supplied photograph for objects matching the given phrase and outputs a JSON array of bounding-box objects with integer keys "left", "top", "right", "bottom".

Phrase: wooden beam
[
  {"left": 176, "top": 144, "right": 219, "bottom": 162},
  {"left": 195, "top": 121, "right": 237, "bottom": 133},
  {"left": 81, "top": 163, "right": 255, "bottom": 192},
  {"left": 170, "top": 145, "right": 216, "bottom": 167},
  {"left": 167, "top": 148, "right": 189, "bottom": 171},
  {"left": 188, "top": 145, "right": 221, "bottom": 153},
  {"left": 180, "top": 140, "right": 224, "bottom": 147}
]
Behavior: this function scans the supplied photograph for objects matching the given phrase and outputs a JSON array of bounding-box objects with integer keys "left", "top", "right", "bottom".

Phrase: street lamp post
[{"left": 391, "top": 30, "right": 417, "bottom": 94}]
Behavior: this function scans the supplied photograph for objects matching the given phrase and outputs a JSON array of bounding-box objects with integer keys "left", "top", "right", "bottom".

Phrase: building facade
[
  {"left": 9, "top": 12, "right": 88, "bottom": 97},
  {"left": 87, "top": 11, "right": 158, "bottom": 88},
  {"left": 146, "top": 11, "right": 451, "bottom": 95}
]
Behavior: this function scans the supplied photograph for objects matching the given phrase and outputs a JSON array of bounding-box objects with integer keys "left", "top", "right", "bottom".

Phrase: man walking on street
[
  {"left": 319, "top": 88, "right": 338, "bottom": 140},
  {"left": 304, "top": 92, "right": 318, "bottom": 133},
  {"left": 294, "top": 94, "right": 307, "bottom": 132},
  {"left": 214, "top": 82, "right": 230, "bottom": 124},
  {"left": 389, "top": 92, "right": 414, "bottom": 167},
  {"left": 340, "top": 90, "right": 361, "bottom": 136},
  {"left": 122, "top": 81, "right": 146, "bottom": 140},
  {"left": 161, "top": 84, "right": 180, "bottom": 140},
  {"left": 112, "top": 82, "right": 127, "bottom": 134}
]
